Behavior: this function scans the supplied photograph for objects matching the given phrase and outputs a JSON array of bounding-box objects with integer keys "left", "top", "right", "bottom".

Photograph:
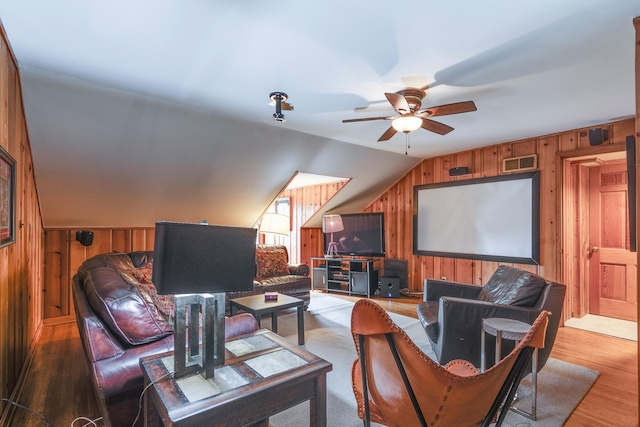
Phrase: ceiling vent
[{"left": 502, "top": 154, "right": 537, "bottom": 173}]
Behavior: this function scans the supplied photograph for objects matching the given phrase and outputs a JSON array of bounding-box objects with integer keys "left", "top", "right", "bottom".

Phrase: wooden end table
[
  {"left": 230, "top": 293, "right": 305, "bottom": 345},
  {"left": 141, "top": 329, "right": 332, "bottom": 427}
]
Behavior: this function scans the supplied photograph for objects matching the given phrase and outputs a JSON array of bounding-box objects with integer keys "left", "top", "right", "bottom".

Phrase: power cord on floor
[
  {"left": 71, "top": 415, "right": 103, "bottom": 427},
  {"left": 131, "top": 370, "right": 175, "bottom": 427},
  {"left": 0, "top": 398, "right": 52, "bottom": 426}
]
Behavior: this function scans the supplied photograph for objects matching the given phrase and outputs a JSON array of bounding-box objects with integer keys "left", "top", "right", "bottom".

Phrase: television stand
[{"left": 311, "top": 257, "right": 379, "bottom": 297}]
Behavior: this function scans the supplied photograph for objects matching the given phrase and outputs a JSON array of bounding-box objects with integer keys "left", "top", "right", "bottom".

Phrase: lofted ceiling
[{"left": 0, "top": 0, "right": 638, "bottom": 228}]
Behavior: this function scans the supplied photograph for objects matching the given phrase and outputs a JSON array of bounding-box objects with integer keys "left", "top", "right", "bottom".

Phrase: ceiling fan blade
[
  {"left": 342, "top": 116, "right": 394, "bottom": 123},
  {"left": 384, "top": 93, "right": 411, "bottom": 114},
  {"left": 281, "top": 101, "right": 294, "bottom": 111},
  {"left": 421, "top": 118, "right": 454, "bottom": 135},
  {"left": 417, "top": 101, "right": 477, "bottom": 117},
  {"left": 378, "top": 127, "right": 397, "bottom": 142}
]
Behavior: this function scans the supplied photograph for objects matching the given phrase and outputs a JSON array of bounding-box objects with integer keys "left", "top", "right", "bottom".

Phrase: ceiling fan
[{"left": 342, "top": 87, "right": 477, "bottom": 142}]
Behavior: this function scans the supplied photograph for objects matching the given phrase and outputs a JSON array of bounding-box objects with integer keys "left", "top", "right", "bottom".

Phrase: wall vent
[{"left": 502, "top": 154, "right": 537, "bottom": 173}]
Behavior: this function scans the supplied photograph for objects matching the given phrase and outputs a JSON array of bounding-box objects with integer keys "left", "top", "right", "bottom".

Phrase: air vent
[{"left": 502, "top": 154, "right": 537, "bottom": 173}]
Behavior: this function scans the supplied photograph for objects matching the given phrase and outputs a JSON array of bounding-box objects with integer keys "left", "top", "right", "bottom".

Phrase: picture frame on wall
[{"left": 0, "top": 146, "right": 16, "bottom": 248}]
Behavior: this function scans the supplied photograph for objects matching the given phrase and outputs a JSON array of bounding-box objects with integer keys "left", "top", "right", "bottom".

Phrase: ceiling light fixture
[
  {"left": 269, "top": 91, "right": 293, "bottom": 123},
  {"left": 391, "top": 116, "right": 422, "bottom": 133}
]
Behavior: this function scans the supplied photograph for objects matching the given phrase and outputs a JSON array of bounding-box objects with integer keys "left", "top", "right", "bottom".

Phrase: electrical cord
[
  {"left": 0, "top": 398, "right": 52, "bottom": 426},
  {"left": 71, "top": 415, "right": 103, "bottom": 426},
  {"left": 131, "top": 370, "right": 175, "bottom": 427}
]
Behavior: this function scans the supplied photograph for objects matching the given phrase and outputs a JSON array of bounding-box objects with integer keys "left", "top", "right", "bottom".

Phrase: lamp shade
[
  {"left": 260, "top": 213, "right": 290, "bottom": 235},
  {"left": 322, "top": 215, "right": 344, "bottom": 233},
  {"left": 391, "top": 116, "right": 422, "bottom": 133}
]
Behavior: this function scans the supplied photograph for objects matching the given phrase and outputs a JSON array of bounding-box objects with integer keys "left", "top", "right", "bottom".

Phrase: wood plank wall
[
  {"left": 41, "top": 181, "right": 349, "bottom": 318},
  {"left": 43, "top": 228, "right": 154, "bottom": 318},
  {"left": 300, "top": 119, "right": 636, "bottom": 311},
  {"left": 0, "top": 26, "right": 45, "bottom": 412}
]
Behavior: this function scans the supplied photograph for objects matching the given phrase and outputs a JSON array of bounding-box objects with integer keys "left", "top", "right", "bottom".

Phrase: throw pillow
[
  {"left": 256, "top": 247, "right": 289, "bottom": 279},
  {"left": 130, "top": 262, "right": 175, "bottom": 319}
]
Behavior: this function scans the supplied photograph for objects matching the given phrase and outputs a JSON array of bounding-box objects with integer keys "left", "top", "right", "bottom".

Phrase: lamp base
[{"left": 173, "top": 293, "right": 225, "bottom": 379}]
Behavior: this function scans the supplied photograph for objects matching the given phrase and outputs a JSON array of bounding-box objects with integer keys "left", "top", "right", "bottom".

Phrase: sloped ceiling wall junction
[{"left": 23, "top": 68, "right": 419, "bottom": 228}]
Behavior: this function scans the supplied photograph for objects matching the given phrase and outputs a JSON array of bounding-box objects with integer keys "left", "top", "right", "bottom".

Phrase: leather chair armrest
[
  {"left": 424, "top": 279, "right": 482, "bottom": 302},
  {"left": 288, "top": 263, "right": 310, "bottom": 276},
  {"left": 436, "top": 296, "right": 541, "bottom": 367}
]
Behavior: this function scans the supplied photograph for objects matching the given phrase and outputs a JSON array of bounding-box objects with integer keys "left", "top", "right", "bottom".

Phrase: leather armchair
[
  {"left": 352, "top": 299, "right": 550, "bottom": 426},
  {"left": 416, "top": 265, "right": 566, "bottom": 371}
]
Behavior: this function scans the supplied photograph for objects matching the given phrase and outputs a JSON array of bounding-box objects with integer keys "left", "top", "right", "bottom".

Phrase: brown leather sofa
[
  {"left": 72, "top": 251, "right": 259, "bottom": 427},
  {"left": 226, "top": 244, "right": 312, "bottom": 309}
]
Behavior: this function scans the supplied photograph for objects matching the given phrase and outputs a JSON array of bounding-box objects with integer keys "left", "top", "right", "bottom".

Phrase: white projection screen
[{"left": 413, "top": 172, "right": 540, "bottom": 264}]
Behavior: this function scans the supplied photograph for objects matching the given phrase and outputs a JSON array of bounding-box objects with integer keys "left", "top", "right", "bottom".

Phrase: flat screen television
[
  {"left": 322, "top": 212, "right": 385, "bottom": 257},
  {"left": 152, "top": 221, "right": 257, "bottom": 295}
]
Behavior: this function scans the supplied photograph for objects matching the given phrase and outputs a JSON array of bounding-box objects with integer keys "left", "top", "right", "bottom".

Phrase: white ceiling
[{"left": 0, "top": 0, "right": 638, "bottom": 228}]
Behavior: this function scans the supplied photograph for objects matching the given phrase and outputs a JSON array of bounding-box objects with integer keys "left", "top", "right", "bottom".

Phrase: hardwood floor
[{"left": 3, "top": 296, "right": 638, "bottom": 427}]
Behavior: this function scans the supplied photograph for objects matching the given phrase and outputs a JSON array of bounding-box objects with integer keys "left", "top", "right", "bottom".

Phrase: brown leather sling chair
[{"left": 351, "top": 299, "right": 548, "bottom": 427}]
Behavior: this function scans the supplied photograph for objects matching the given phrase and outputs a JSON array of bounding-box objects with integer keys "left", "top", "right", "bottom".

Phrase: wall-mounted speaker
[
  {"left": 76, "top": 230, "right": 94, "bottom": 246},
  {"left": 588, "top": 128, "right": 609, "bottom": 146},
  {"left": 626, "top": 135, "right": 637, "bottom": 252},
  {"left": 449, "top": 166, "right": 470, "bottom": 176}
]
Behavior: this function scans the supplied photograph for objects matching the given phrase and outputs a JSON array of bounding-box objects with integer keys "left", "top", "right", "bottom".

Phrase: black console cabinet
[{"left": 311, "top": 257, "right": 378, "bottom": 297}]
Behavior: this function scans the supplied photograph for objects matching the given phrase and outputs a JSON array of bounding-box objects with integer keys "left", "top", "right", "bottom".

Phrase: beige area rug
[{"left": 266, "top": 293, "right": 599, "bottom": 427}]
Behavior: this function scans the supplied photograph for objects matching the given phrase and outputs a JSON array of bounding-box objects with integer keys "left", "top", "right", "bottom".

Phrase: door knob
[{"left": 591, "top": 246, "right": 599, "bottom": 252}]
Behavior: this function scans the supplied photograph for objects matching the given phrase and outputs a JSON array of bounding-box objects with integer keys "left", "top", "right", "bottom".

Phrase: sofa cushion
[
  {"left": 255, "top": 246, "right": 289, "bottom": 278},
  {"left": 83, "top": 266, "right": 173, "bottom": 345},
  {"left": 478, "top": 265, "right": 546, "bottom": 306},
  {"left": 129, "top": 262, "right": 175, "bottom": 319}
]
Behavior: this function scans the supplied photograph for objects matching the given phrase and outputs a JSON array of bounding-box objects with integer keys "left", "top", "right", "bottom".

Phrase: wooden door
[{"left": 588, "top": 162, "right": 637, "bottom": 321}]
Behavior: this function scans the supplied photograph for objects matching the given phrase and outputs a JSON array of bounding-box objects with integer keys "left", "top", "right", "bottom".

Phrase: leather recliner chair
[{"left": 416, "top": 265, "right": 566, "bottom": 371}]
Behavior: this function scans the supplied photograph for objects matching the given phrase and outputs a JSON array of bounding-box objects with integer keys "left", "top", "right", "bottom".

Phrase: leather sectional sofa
[
  {"left": 72, "top": 251, "right": 260, "bottom": 427},
  {"left": 226, "top": 244, "right": 312, "bottom": 309}
]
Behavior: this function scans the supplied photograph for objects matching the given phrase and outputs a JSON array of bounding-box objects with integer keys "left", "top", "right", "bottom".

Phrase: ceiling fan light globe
[{"left": 391, "top": 116, "right": 422, "bottom": 133}]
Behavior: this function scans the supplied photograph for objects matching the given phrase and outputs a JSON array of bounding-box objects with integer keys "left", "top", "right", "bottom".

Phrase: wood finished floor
[{"left": 3, "top": 295, "right": 638, "bottom": 427}]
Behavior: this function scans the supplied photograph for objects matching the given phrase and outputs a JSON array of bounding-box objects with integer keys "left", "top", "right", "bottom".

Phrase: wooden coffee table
[
  {"left": 141, "top": 329, "right": 332, "bottom": 427},
  {"left": 230, "top": 293, "right": 305, "bottom": 345}
]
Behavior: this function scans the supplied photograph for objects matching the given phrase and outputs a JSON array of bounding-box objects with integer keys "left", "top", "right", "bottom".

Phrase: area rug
[{"left": 265, "top": 293, "right": 599, "bottom": 427}]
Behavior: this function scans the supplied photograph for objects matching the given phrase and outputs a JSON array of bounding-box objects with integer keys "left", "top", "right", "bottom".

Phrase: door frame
[{"left": 559, "top": 144, "right": 628, "bottom": 321}]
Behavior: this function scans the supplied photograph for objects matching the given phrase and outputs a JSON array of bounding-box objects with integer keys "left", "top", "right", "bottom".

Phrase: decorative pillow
[
  {"left": 478, "top": 265, "right": 546, "bottom": 306},
  {"left": 255, "top": 247, "right": 289, "bottom": 279},
  {"left": 83, "top": 266, "right": 173, "bottom": 345},
  {"left": 130, "top": 262, "right": 175, "bottom": 319}
]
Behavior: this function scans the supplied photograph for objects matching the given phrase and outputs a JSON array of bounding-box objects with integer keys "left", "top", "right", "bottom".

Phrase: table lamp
[
  {"left": 152, "top": 221, "right": 256, "bottom": 379},
  {"left": 322, "top": 215, "right": 343, "bottom": 257}
]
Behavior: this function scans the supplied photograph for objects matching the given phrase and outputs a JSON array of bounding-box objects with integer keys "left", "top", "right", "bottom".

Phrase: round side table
[{"left": 481, "top": 317, "right": 537, "bottom": 420}]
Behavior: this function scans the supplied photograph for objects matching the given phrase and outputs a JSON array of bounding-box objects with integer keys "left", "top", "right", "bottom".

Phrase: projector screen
[{"left": 413, "top": 172, "right": 540, "bottom": 264}]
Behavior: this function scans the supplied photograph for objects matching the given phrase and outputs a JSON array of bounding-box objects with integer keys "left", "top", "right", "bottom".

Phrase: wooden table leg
[
  {"left": 271, "top": 312, "right": 278, "bottom": 333},
  {"left": 310, "top": 374, "right": 327, "bottom": 427},
  {"left": 297, "top": 305, "right": 305, "bottom": 345}
]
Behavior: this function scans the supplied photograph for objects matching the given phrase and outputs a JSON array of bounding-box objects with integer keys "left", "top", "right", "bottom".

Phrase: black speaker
[
  {"left": 449, "top": 166, "right": 469, "bottom": 176},
  {"left": 378, "top": 276, "right": 400, "bottom": 298},
  {"left": 588, "top": 128, "right": 609, "bottom": 146},
  {"left": 75, "top": 230, "right": 94, "bottom": 247}
]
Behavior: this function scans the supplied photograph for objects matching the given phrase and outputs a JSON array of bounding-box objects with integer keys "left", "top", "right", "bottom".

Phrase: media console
[{"left": 311, "top": 257, "right": 379, "bottom": 297}]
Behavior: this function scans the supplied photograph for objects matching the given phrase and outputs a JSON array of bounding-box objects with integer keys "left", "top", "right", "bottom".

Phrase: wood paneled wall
[
  {"left": 43, "top": 228, "right": 154, "bottom": 318},
  {"left": 0, "top": 27, "right": 44, "bottom": 412},
  {"left": 300, "top": 119, "right": 636, "bottom": 307}
]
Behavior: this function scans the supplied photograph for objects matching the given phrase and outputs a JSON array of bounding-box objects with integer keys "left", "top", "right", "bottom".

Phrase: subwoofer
[{"left": 378, "top": 276, "right": 400, "bottom": 298}]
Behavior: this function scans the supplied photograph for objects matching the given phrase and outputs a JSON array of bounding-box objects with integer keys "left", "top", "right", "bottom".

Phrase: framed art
[{"left": 0, "top": 146, "right": 16, "bottom": 248}]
